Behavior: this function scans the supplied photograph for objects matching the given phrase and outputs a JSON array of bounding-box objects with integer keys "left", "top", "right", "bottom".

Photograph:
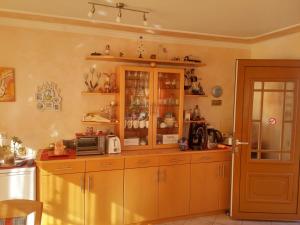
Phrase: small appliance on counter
[
  {"left": 75, "top": 132, "right": 106, "bottom": 156},
  {"left": 207, "top": 127, "right": 224, "bottom": 149},
  {"left": 106, "top": 135, "right": 121, "bottom": 154},
  {"left": 188, "top": 123, "right": 208, "bottom": 150}
]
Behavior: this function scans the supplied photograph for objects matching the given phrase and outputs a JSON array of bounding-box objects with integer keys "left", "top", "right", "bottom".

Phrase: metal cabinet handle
[
  {"left": 88, "top": 176, "right": 92, "bottom": 192},
  {"left": 235, "top": 140, "right": 249, "bottom": 146},
  {"left": 80, "top": 175, "right": 84, "bottom": 192}
]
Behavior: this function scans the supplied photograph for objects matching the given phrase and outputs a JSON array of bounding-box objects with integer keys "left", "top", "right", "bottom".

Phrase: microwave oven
[{"left": 76, "top": 135, "right": 105, "bottom": 155}]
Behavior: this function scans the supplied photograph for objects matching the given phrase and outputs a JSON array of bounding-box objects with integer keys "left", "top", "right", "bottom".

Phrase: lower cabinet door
[
  {"left": 85, "top": 170, "right": 124, "bottom": 225},
  {"left": 158, "top": 164, "right": 190, "bottom": 218},
  {"left": 219, "top": 161, "right": 231, "bottom": 210},
  {"left": 190, "top": 162, "right": 220, "bottom": 214},
  {"left": 40, "top": 173, "right": 85, "bottom": 225},
  {"left": 124, "top": 167, "right": 159, "bottom": 224}
]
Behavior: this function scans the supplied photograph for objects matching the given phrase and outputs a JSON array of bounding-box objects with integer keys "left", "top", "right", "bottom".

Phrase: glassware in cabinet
[
  {"left": 153, "top": 69, "right": 184, "bottom": 148},
  {"left": 119, "top": 67, "right": 154, "bottom": 149}
]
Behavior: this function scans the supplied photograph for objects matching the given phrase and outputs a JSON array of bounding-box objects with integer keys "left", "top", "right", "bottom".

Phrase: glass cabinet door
[
  {"left": 153, "top": 69, "right": 184, "bottom": 148},
  {"left": 120, "top": 67, "right": 153, "bottom": 149}
]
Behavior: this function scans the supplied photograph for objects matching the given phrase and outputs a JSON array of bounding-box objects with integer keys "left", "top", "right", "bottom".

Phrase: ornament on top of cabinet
[
  {"left": 36, "top": 82, "right": 62, "bottom": 111},
  {"left": 104, "top": 44, "right": 111, "bottom": 55},
  {"left": 157, "top": 44, "right": 168, "bottom": 60},
  {"left": 0, "top": 67, "right": 15, "bottom": 102},
  {"left": 137, "top": 36, "right": 144, "bottom": 58},
  {"left": 84, "top": 67, "right": 101, "bottom": 92}
]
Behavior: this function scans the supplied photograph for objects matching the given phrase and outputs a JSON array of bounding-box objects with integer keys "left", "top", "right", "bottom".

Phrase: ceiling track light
[
  {"left": 87, "top": 1, "right": 150, "bottom": 26},
  {"left": 88, "top": 4, "right": 95, "bottom": 18},
  {"left": 143, "top": 12, "right": 148, "bottom": 26},
  {"left": 116, "top": 8, "right": 122, "bottom": 23}
]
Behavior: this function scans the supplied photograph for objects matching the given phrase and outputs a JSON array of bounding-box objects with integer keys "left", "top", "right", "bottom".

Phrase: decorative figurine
[
  {"left": 191, "top": 105, "right": 201, "bottom": 121},
  {"left": 137, "top": 36, "right": 144, "bottom": 58},
  {"left": 178, "top": 137, "right": 189, "bottom": 151},
  {"left": 119, "top": 52, "right": 124, "bottom": 57},
  {"left": 84, "top": 67, "right": 101, "bottom": 92},
  {"left": 104, "top": 44, "right": 111, "bottom": 55}
]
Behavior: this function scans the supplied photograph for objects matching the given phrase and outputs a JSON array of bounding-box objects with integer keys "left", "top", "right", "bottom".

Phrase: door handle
[{"left": 235, "top": 140, "right": 249, "bottom": 146}]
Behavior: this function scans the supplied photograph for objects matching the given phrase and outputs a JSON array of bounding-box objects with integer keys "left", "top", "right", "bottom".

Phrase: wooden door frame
[{"left": 231, "top": 59, "right": 300, "bottom": 221}]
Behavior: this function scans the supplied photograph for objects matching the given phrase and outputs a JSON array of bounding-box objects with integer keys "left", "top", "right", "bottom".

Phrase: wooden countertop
[{"left": 36, "top": 148, "right": 232, "bottom": 163}]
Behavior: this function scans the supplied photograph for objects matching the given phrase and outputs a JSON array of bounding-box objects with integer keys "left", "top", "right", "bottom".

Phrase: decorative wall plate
[
  {"left": 211, "top": 85, "right": 223, "bottom": 98},
  {"left": 36, "top": 82, "right": 62, "bottom": 111}
]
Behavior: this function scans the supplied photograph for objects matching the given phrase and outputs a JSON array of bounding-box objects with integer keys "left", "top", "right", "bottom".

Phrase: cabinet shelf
[
  {"left": 184, "top": 120, "right": 206, "bottom": 124},
  {"left": 86, "top": 55, "right": 205, "bottom": 67},
  {"left": 81, "top": 121, "right": 119, "bottom": 126},
  {"left": 81, "top": 91, "right": 118, "bottom": 96},
  {"left": 184, "top": 94, "right": 208, "bottom": 97}
]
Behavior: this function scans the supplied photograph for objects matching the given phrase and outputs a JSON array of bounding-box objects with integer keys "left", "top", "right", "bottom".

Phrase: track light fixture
[
  {"left": 116, "top": 8, "right": 122, "bottom": 23},
  {"left": 87, "top": 4, "right": 95, "bottom": 18},
  {"left": 143, "top": 12, "right": 148, "bottom": 26},
  {"left": 87, "top": 2, "right": 150, "bottom": 26}
]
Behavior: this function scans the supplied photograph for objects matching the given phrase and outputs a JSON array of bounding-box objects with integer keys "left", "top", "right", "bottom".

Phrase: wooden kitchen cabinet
[
  {"left": 39, "top": 173, "right": 85, "bottom": 225},
  {"left": 190, "top": 161, "right": 231, "bottom": 214},
  {"left": 219, "top": 161, "right": 231, "bottom": 209},
  {"left": 119, "top": 66, "right": 184, "bottom": 150},
  {"left": 85, "top": 170, "right": 124, "bottom": 225},
  {"left": 158, "top": 164, "right": 190, "bottom": 218},
  {"left": 124, "top": 166, "right": 159, "bottom": 224}
]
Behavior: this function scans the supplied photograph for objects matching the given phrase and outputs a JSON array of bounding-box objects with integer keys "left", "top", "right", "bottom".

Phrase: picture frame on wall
[{"left": 0, "top": 67, "right": 15, "bottom": 102}]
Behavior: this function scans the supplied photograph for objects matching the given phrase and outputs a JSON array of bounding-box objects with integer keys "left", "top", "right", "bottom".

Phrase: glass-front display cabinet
[{"left": 119, "top": 66, "right": 184, "bottom": 150}]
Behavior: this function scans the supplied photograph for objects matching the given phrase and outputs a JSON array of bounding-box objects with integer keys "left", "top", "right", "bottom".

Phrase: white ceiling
[{"left": 0, "top": 0, "right": 300, "bottom": 37}]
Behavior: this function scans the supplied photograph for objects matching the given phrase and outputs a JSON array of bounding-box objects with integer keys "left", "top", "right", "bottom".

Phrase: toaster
[{"left": 106, "top": 135, "right": 121, "bottom": 154}]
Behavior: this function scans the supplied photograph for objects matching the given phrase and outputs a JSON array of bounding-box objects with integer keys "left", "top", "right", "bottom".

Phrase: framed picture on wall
[{"left": 0, "top": 67, "right": 15, "bottom": 102}]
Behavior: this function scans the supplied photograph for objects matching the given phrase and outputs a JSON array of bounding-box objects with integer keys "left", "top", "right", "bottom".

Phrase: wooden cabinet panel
[
  {"left": 219, "top": 161, "right": 231, "bottom": 210},
  {"left": 85, "top": 170, "right": 123, "bottom": 225},
  {"left": 86, "top": 158, "right": 124, "bottom": 172},
  {"left": 37, "top": 160, "right": 85, "bottom": 175},
  {"left": 190, "top": 162, "right": 220, "bottom": 214},
  {"left": 191, "top": 151, "right": 231, "bottom": 164},
  {"left": 158, "top": 164, "right": 190, "bottom": 218},
  {"left": 159, "top": 154, "right": 190, "bottom": 166},
  {"left": 124, "top": 167, "right": 158, "bottom": 224},
  {"left": 40, "top": 173, "right": 85, "bottom": 225},
  {"left": 125, "top": 156, "right": 159, "bottom": 169}
]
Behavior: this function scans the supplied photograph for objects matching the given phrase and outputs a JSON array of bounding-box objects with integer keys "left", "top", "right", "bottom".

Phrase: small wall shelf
[
  {"left": 184, "top": 94, "right": 208, "bottom": 97},
  {"left": 86, "top": 55, "right": 205, "bottom": 67},
  {"left": 81, "top": 91, "right": 118, "bottom": 96},
  {"left": 81, "top": 121, "right": 119, "bottom": 126},
  {"left": 184, "top": 120, "right": 206, "bottom": 124}
]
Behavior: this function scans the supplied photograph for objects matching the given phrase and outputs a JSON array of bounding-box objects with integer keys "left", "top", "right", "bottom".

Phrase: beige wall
[
  {"left": 0, "top": 25, "right": 250, "bottom": 150},
  {"left": 251, "top": 32, "right": 300, "bottom": 59}
]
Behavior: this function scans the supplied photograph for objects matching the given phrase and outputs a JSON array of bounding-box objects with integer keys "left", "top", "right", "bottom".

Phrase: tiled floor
[{"left": 155, "top": 214, "right": 300, "bottom": 225}]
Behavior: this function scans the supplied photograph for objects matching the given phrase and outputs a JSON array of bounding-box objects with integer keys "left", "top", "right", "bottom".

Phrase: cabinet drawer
[
  {"left": 86, "top": 158, "right": 124, "bottom": 171},
  {"left": 191, "top": 151, "right": 231, "bottom": 163},
  {"left": 125, "top": 156, "right": 159, "bottom": 168},
  {"left": 159, "top": 154, "right": 190, "bottom": 166},
  {"left": 37, "top": 160, "right": 85, "bottom": 175}
]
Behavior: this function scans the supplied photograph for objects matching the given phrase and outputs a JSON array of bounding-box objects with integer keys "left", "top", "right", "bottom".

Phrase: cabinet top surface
[{"left": 36, "top": 148, "right": 231, "bottom": 164}]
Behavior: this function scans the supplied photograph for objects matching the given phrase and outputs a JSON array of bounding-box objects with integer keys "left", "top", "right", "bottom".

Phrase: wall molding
[{"left": 0, "top": 9, "right": 299, "bottom": 45}]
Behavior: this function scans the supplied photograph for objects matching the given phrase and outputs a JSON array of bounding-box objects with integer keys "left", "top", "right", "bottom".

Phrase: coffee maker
[{"left": 188, "top": 123, "right": 208, "bottom": 150}]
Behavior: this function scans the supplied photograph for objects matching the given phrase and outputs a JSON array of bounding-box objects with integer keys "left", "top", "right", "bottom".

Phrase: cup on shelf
[
  {"left": 133, "top": 119, "right": 139, "bottom": 129},
  {"left": 127, "top": 119, "right": 133, "bottom": 129},
  {"left": 139, "top": 120, "right": 146, "bottom": 129}
]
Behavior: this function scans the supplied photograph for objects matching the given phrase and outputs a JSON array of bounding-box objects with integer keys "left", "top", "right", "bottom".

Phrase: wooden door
[
  {"left": 232, "top": 59, "right": 300, "bottom": 220},
  {"left": 85, "top": 170, "right": 123, "bottom": 225},
  {"left": 118, "top": 66, "right": 154, "bottom": 150},
  {"left": 124, "top": 167, "right": 158, "bottom": 224},
  {"left": 40, "top": 173, "right": 85, "bottom": 225},
  {"left": 158, "top": 164, "right": 190, "bottom": 218},
  {"left": 190, "top": 162, "right": 220, "bottom": 214}
]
